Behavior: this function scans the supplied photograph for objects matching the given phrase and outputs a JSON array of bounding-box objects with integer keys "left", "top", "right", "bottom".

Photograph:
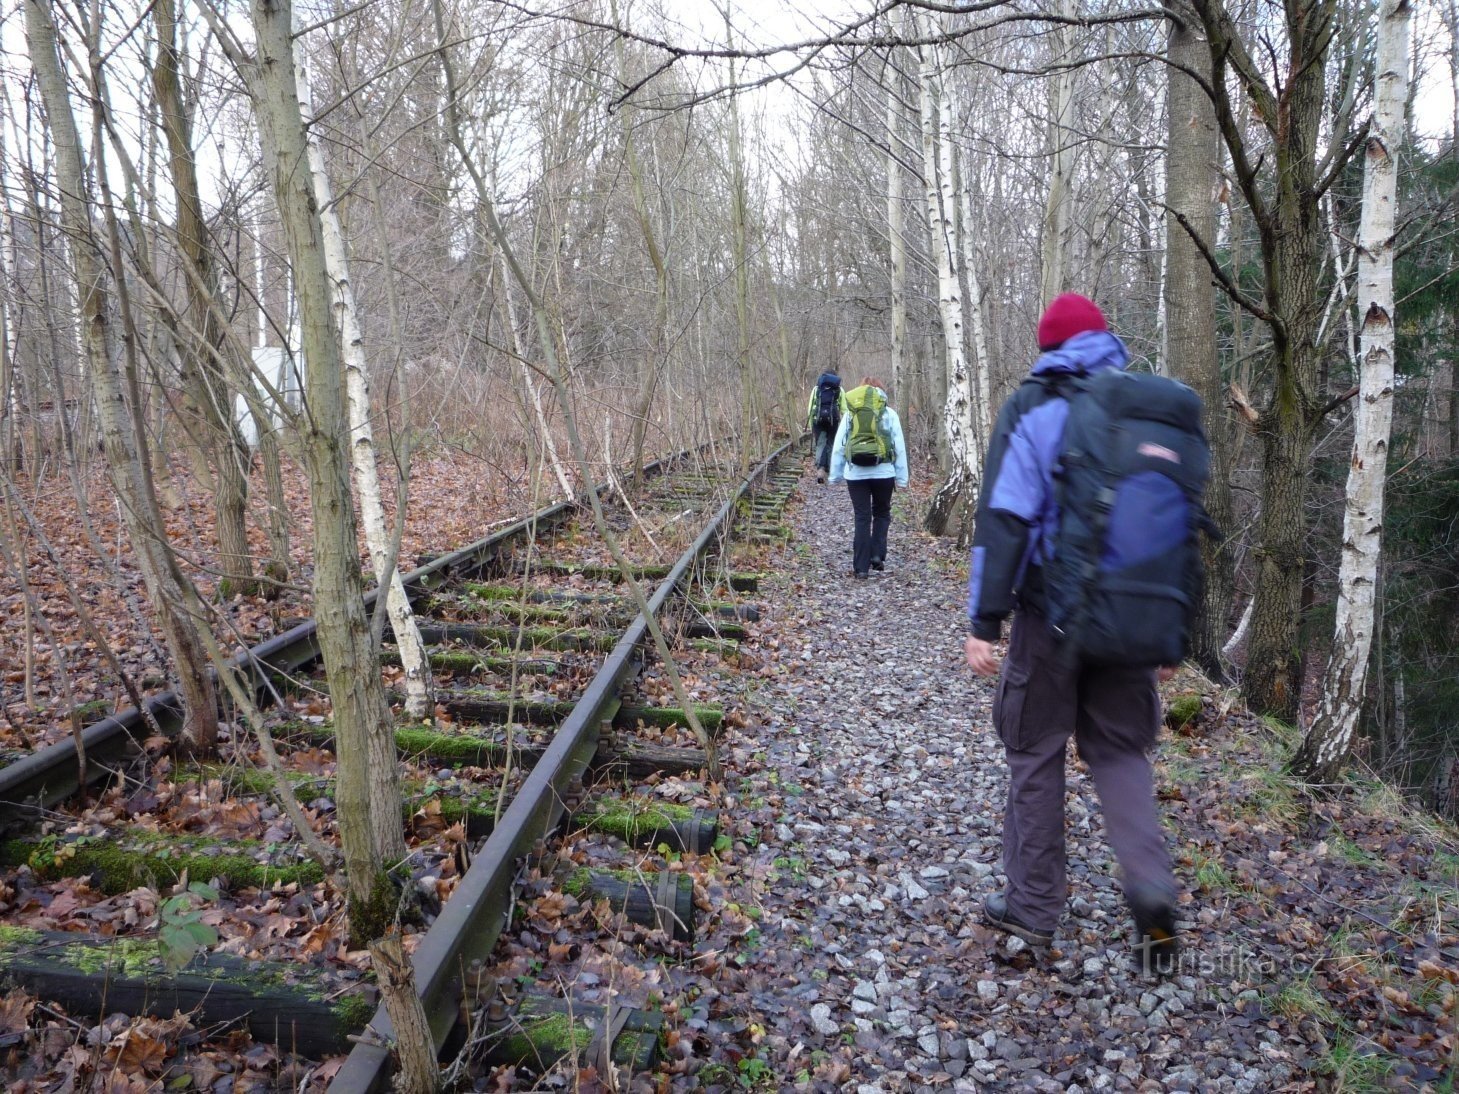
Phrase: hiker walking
[
  {"left": 828, "top": 377, "right": 908, "bottom": 579},
  {"left": 963, "top": 293, "right": 1210, "bottom": 973},
  {"left": 807, "top": 371, "right": 844, "bottom": 482}
]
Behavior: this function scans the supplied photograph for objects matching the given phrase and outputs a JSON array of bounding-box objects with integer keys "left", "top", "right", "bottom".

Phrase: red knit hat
[{"left": 1037, "top": 293, "right": 1108, "bottom": 350}]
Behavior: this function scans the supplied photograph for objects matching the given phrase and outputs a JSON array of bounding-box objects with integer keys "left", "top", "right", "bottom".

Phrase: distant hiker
[
  {"left": 807, "top": 371, "right": 844, "bottom": 482},
  {"left": 964, "top": 293, "right": 1208, "bottom": 974},
  {"left": 828, "top": 377, "right": 908, "bottom": 579}
]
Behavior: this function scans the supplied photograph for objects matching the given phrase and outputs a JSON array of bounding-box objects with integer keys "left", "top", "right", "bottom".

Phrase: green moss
[
  {"left": 61, "top": 936, "right": 161, "bottom": 977},
  {"left": 0, "top": 832, "right": 324, "bottom": 894},
  {"left": 618, "top": 705, "right": 723, "bottom": 731},
  {"left": 561, "top": 866, "right": 644, "bottom": 899},
  {"left": 0, "top": 926, "right": 42, "bottom": 948},
  {"left": 496, "top": 1010, "right": 590, "bottom": 1062},
  {"left": 347, "top": 870, "right": 398, "bottom": 949},
  {"left": 462, "top": 582, "right": 523, "bottom": 601},
  {"left": 332, "top": 991, "right": 377, "bottom": 1030},
  {"left": 430, "top": 787, "right": 500, "bottom": 827},
  {"left": 394, "top": 725, "right": 497, "bottom": 765},
  {"left": 689, "top": 638, "right": 739, "bottom": 657},
  {"left": 582, "top": 797, "right": 694, "bottom": 841},
  {"left": 1164, "top": 693, "right": 1202, "bottom": 731}
]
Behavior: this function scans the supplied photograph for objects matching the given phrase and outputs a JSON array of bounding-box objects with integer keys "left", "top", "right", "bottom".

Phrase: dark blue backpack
[
  {"left": 815, "top": 375, "right": 841, "bottom": 429},
  {"left": 1038, "top": 369, "right": 1217, "bottom": 668}
]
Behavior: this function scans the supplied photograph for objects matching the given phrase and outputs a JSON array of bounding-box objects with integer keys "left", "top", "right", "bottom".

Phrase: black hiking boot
[
  {"left": 1129, "top": 892, "right": 1180, "bottom": 976},
  {"left": 981, "top": 894, "right": 1053, "bottom": 947},
  {"left": 870, "top": 557, "right": 884, "bottom": 571}
]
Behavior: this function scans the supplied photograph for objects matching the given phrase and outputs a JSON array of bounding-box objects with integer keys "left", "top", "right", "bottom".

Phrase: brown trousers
[{"left": 993, "top": 611, "right": 1175, "bottom": 932}]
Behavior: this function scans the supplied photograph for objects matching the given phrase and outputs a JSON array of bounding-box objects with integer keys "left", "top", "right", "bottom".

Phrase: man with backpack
[
  {"left": 963, "top": 293, "right": 1211, "bottom": 975},
  {"left": 806, "top": 372, "right": 844, "bottom": 483},
  {"left": 828, "top": 376, "right": 908, "bottom": 578}
]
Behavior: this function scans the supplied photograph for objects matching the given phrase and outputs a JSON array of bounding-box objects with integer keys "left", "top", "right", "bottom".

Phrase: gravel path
[{"left": 711, "top": 465, "right": 1304, "bottom": 1092}]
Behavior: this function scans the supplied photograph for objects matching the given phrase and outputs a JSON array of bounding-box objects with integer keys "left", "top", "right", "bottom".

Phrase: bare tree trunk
[
  {"left": 243, "top": 0, "right": 405, "bottom": 943},
  {"left": 1040, "top": 0, "right": 1078, "bottom": 305},
  {"left": 295, "top": 61, "right": 432, "bottom": 721},
  {"left": 725, "top": 31, "right": 756, "bottom": 472},
  {"left": 1166, "top": 0, "right": 1233, "bottom": 679},
  {"left": 1191, "top": 0, "right": 1338, "bottom": 722},
  {"left": 612, "top": 0, "right": 672, "bottom": 489},
  {"left": 25, "top": 0, "right": 219, "bottom": 752},
  {"left": 153, "top": 0, "right": 254, "bottom": 599},
  {"left": 1294, "top": 0, "right": 1409, "bottom": 780}
]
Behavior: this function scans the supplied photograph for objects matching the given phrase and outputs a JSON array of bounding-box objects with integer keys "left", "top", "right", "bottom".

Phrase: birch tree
[
  {"left": 1294, "top": 0, "right": 1411, "bottom": 781},
  {"left": 886, "top": 54, "right": 908, "bottom": 403},
  {"left": 919, "top": 31, "right": 980, "bottom": 539},
  {"left": 297, "top": 61, "right": 432, "bottom": 721}
]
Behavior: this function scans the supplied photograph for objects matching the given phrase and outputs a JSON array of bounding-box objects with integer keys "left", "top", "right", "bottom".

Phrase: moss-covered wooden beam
[
  {"left": 432, "top": 690, "right": 723, "bottom": 734},
  {"left": 477, "top": 990, "right": 658, "bottom": 1072},
  {"left": 571, "top": 796, "right": 718, "bottom": 854},
  {"left": 613, "top": 704, "right": 723, "bottom": 732},
  {"left": 0, "top": 831, "right": 324, "bottom": 893},
  {"left": 456, "top": 584, "right": 761, "bottom": 621},
  {"left": 0, "top": 927, "right": 372, "bottom": 1056},
  {"left": 381, "top": 646, "right": 562, "bottom": 676},
  {"left": 591, "top": 740, "right": 707, "bottom": 780},
  {"left": 687, "top": 637, "right": 739, "bottom": 657},
  {"left": 417, "top": 622, "right": 617, "bottom": 653},
  {"left": 180, "top": 764, "right": 503, "bottom": 837},
  {"left": 560, "top": 867, "right": 696, "bottom": 944},
  {"left": 527, "top": 560, "right": 674, "bottom": 582}
]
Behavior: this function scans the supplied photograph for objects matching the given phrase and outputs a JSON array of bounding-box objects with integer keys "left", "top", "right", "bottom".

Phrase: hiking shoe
[
  {"left": 817, "top": 472, "right": 826, "bottom": 484},
  {"left": 853, "top": 571, "right": 870, "bottom": 580},
  {"left": 981, "top": 894, "right": 1053, "bottom": 946},
  {"left": 1130, "top": 894, "right": 1179, "bottom": 976},
  {"left": 870, "top": 558, "right": 885, "bottom": 571}
]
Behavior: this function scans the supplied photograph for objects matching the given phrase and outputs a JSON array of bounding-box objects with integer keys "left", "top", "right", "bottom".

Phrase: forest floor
[
  {"left": 0, "top": 448, "right": 528, "bottom": 751},
  {"left": 694, "top": 465, "right": 1459, "bottom": 1091}
]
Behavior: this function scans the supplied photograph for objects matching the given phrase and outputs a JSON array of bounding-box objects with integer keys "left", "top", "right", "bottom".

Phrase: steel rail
[
  {"left": 327, "top": 440, "right": 791, "bottom": 1093},
  {"left": 0, "top": 448, "right": 704, "bottom": 822}
]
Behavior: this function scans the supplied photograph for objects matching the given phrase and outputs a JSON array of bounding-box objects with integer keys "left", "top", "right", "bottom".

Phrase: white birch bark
[
  {"left": 886, "top": 71, "right": 907, "bottom": 403},
  {"left": 957, "top": 153, "right": 992, "bottom": 454},
  {"left": 918, "top": 30, "right": 979, "bottom": 537},
  {"left": 1296, "top": 0, "right": 1411, "bottom": 781},
  {"left": 296, "top": 60, "right": 431, "bottom": 720},
  {"left": 1040, "top": 0, "right": 1078, "bottom": 305}
]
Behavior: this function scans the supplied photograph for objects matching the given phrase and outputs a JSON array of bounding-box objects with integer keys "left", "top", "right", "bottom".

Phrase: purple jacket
[{"left": 966, "top": 330, "right": 1130, "bottom": 640}]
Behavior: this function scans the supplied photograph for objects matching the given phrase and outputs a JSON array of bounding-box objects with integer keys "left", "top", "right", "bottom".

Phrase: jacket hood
[{"left": 1030, "top": 329, "right": 1129, "bottom": 378}]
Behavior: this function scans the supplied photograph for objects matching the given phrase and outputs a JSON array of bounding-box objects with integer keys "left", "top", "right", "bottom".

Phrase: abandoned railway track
[{"left": 0, "top": 442, "right": 806, "bottom": 1089}]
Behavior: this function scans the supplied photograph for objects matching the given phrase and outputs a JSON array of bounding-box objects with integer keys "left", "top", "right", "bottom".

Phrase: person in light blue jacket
[{"left": 828, "top": 376, "right": 909, "bottom": 578}]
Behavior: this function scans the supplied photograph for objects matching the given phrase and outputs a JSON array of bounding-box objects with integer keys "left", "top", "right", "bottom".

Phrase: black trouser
[
  {"left": 812, "top": 426, "right": 835, "bottom": 472},
  {"left": 846, "top": 477, "right": 894, "bottom": 574}
]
